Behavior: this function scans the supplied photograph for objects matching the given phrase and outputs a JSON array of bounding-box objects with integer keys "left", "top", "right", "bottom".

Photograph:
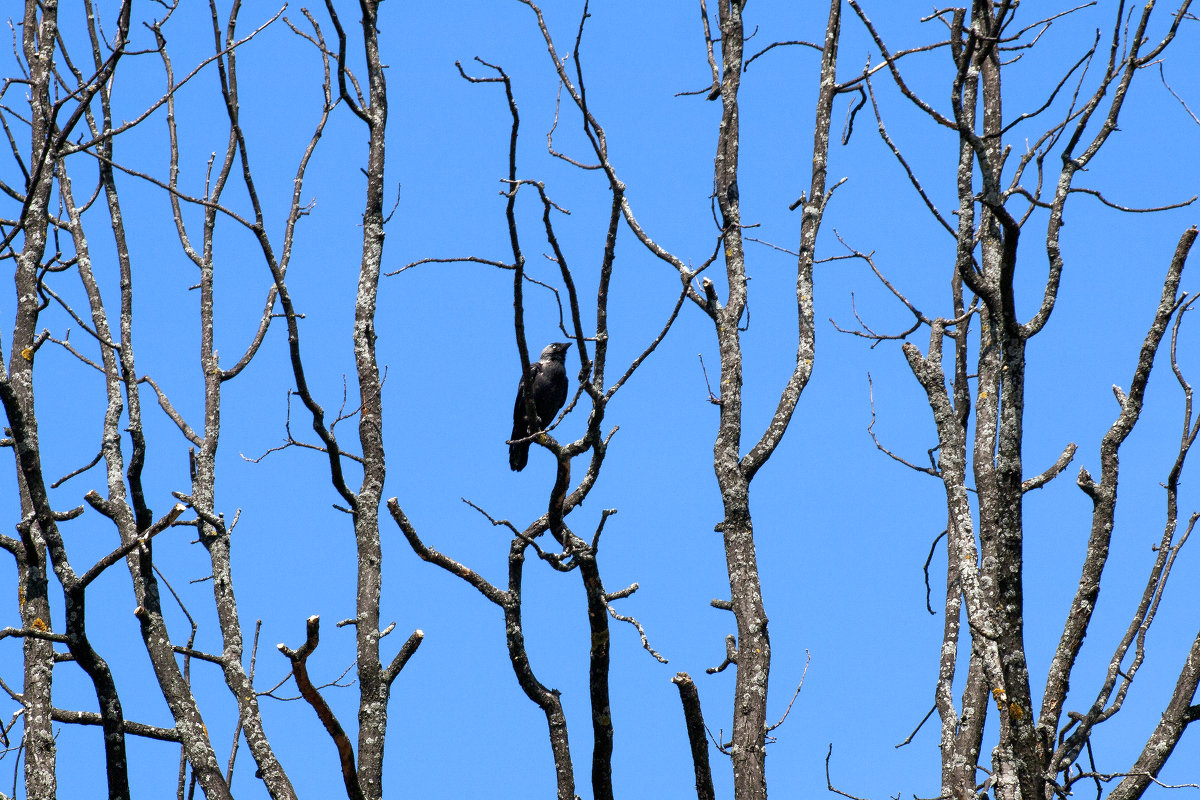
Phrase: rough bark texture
[
  {"left": 858, "top": 2, "right": 1198, "bottom": 798},
  {"left": 347, "top": 4, "right": 392, "bottom": 798},
  {"left": 705, "top": 2, "right": 839, "bottom": 796},
  {"left": 4, "top": 1, "right": 1195, "bottom": 798},
  {"left": 9, "top": 3, "right": 60, "bottom": 796}
]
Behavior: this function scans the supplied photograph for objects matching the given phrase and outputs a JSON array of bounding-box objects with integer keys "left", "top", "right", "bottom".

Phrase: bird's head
[{"left": 540, "top": 342, "right": 572, "bottom": 362}]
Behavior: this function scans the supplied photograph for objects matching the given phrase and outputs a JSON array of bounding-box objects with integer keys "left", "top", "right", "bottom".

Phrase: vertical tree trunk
[
  {"left": 11, "top": 2, "right": 61, "bottom": 795},
  {"left": 709, "top": 2, "right": 770, "bottom": 796},
  {"left": 350, "top": 3, "right": 391, "bottom": 797}
]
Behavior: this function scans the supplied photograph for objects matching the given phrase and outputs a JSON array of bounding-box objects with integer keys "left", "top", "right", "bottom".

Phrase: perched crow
[{"left": 509, "top": 342, "right": 571, "bottom": 471}]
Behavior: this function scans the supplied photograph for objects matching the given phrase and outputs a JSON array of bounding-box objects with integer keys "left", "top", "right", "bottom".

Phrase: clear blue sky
[{"left": 3, "top": 1, "right": 1198, "bottom": 797}]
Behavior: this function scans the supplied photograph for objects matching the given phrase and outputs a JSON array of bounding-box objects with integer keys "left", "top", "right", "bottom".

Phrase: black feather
[{"left": 509, "top": 343, "right": 571, "bottom": 471}]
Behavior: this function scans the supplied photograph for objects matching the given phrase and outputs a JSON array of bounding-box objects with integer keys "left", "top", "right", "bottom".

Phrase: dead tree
[
  {"left": 506, "top": 0, "right": 849, "bottom": 796},
  {"left": 844, "top": 2, "right": 1199, "bottom": 798},
  {"left": 8, "top": 1, "right": 1193, "bottom": 798},
  {"left": 0, "top": 1, "right": 375, "bottom": 797},
  {"left": 389, "top": 9, "right": 691, "bottom": 799}
]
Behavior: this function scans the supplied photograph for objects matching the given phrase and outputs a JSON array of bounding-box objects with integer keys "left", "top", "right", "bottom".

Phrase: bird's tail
[{"left": 509, "top": 441, "right": 529, "bottom": 472}]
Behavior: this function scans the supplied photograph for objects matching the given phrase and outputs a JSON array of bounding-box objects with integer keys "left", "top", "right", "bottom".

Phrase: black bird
[{"left": 509, "top": 342, "right": 571, "bottom": 471}]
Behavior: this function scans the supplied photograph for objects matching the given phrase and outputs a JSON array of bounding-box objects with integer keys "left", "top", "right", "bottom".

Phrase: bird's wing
[
  {"left": 548, "top": 367, "right": 568, "bottom": 417},
  {"left": 531, "top": 362, "right": 565, "bottom": 426},
  {"left": 512, "top": 361, "right": 544, "bottom": 435}
]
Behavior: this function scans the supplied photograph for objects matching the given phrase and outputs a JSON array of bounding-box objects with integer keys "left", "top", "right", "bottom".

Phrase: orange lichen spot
[
  {"left": 31, "top": 618, "right": 47, "bottom": 632},
  {"left": 20, "top": 347, "right": 33, "bottom": 361}
]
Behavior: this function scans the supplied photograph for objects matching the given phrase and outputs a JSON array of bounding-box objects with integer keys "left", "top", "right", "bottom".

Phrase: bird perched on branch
[{"left": 509, "top": 342, "right": 571, "bottom": 471}]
